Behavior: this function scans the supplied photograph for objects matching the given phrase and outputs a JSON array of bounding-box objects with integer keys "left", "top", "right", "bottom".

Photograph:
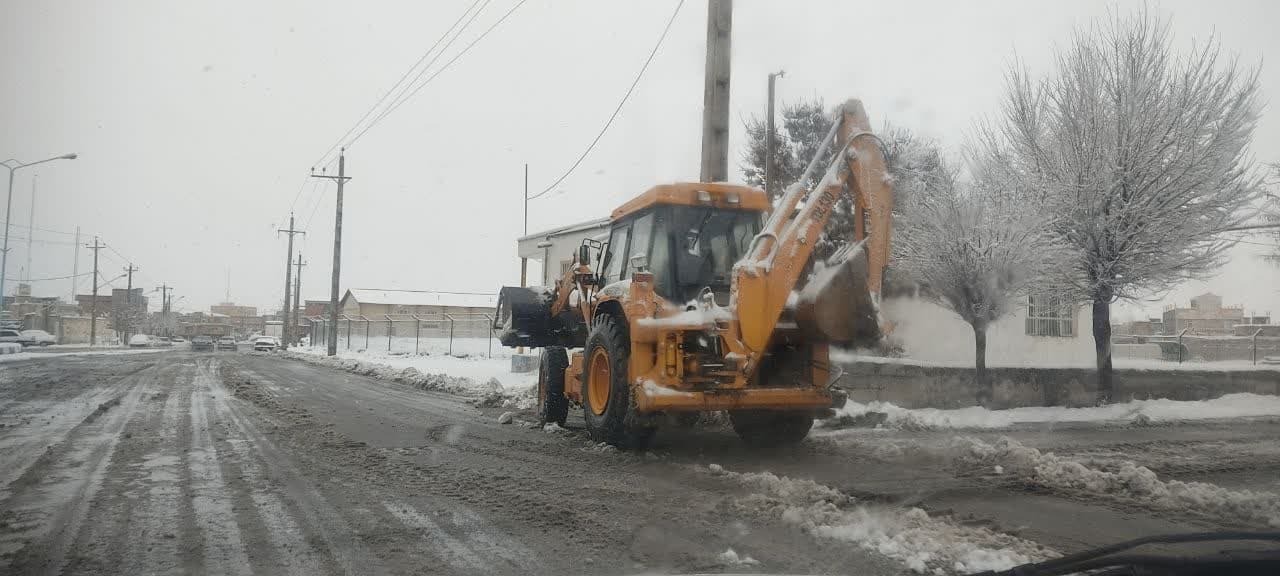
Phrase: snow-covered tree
[
  {"left": 740, "top": 98, "right": 831, "bottom": 196},
  {"left": 895, "top": 158, "right": 1062, "bottom": 402},
  {"left": 983, "top": 10, "right": 1265, "bottom": 402},
  {"left": 740, "top": 97, "right": 949, "bottom": 261},
  {"left": 1266, "top": 164, "right": 1280, "bottom": 264}
]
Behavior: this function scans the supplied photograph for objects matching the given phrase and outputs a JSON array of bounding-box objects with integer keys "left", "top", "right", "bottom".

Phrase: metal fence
[
  {"left": 306, "top": 313, "right": 498, "bottom": 357},
  {"left": 1113, "top": 331, "right": 1280, "bottom": 365}
]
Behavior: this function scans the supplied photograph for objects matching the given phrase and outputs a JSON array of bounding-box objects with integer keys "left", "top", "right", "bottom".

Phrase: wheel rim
[{"left": 587, "top": 347, "right": 611, "bottom": 416}]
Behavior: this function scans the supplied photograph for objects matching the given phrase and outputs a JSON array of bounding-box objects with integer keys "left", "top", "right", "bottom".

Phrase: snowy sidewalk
[
  {"left": 827, "top": 393, "right": 1280, "bottom": 430},
  {"left": 289, "top": 345, "right": 537, "bottom": 400}
]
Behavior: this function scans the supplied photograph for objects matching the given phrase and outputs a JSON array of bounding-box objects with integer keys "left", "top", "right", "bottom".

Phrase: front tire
[
  {"left": 729, "top": 410, "right": 814, "bottom": 447},
  {"left": 582, "top": 314, "right": 655, "bottom": 450},
  {"left": 537, "top": 346, "right": 569, "bottom": 426}
]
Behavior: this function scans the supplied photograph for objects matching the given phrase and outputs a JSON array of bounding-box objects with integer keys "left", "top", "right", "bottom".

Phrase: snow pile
[
  {"left": 0, "top": 343, "right": 21, "bottom": 354},
  {"left": 953, "top": 436, "right": 1280, "bottom": 527},
  {"left": 283, "top": 350, "right": 534, "bottom": 404},
  {"left": 0, "top": 347, "right": 171, "bottom": 364},
  {"left": 716, "top": 548, "right": 759, "bottom": 567},
  {"left": 829, "top": 393, "right": 1280, "bottom": 430},
  {"left": 712, "top": 465, "right": 1054, "bottom": 574},
  {"left": 290, "top": 346, "right": 536, "bottom": 397}
]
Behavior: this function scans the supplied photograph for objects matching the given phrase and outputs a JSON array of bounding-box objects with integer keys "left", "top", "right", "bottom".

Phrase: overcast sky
[{"left": 2, "top": 0, "right": 1277, "bottom": 319}]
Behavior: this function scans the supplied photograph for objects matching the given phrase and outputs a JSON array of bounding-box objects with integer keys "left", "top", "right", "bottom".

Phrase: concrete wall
[
  {"left": 881, "top": 297, "right": 1096, "bottom": 367},
  {"left": 57, "top": 316, "right": 119, "bottom": 345},
  {"left": 839, "top": 361, "right": 1280, "bottom": 409}
]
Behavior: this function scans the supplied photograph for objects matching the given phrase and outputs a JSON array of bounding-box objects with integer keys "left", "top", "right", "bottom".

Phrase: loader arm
[{"left": 731, "top": 99, "right": 893, "bottom": 364}]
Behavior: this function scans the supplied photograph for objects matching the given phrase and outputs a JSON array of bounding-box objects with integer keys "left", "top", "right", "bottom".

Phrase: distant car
[
  {"left": 171, "top": 336, "right": 186, "bottom": 343},
  {"left": 0, "top": 329, "right": 24, "bottom": 345},
  {"left": 19, "top": 330, "right": 56, "bottom": 346},
  {"left": 190, "top": 335, "right": 215, "bottom": 351},
  {"left": 216, "top": 336, "right": 237, "bottom": 351},
  {"left": 128, "top": 334, "right": 153, "bottom": 348},
  {"left": 252, "top": 336, "right": 277, "bottom": 352},
  {"left": 155, "top": 337, "right": 174, "bottom": 347}
]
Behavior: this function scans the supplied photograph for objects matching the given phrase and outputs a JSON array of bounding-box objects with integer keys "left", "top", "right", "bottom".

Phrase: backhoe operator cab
[{"left": 498, "top": 100, "right": 892, "bottom": 449}]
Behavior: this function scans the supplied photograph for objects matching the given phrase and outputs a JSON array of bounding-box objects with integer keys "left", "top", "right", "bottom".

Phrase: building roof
[
  {"left": 517, "top": 217, "right": 611, "bottom": 243},
  {"left": 343, "top": 288, "right": 497, "bottom": 309}
]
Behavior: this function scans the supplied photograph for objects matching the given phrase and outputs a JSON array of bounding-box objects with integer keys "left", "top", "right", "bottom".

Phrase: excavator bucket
[
  {"left": 494, "top": 286, "right": 555, "bottom": 348},
  {"left": 794, "top": 242, "right": 881, "bottom": 349}
]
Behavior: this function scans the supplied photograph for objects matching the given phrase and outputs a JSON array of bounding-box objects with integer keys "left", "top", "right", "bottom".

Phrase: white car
[
  {"left": 128, "top": 334, "right": 154, "bottom": 348},
  {"left": 253, "top": 337, "right": 278, "bottom": 352},
  {"left": 20, "top": 330, "right": 56, "bottom": 346}
]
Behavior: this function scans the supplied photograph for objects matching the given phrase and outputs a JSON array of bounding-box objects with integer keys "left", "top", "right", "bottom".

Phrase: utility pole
[
  {"left": 86, "top": 237, "right": 103, "bottom": 345},
  {"left": 293, "top": 254, "right": 305, "bottom": 346},
  {"left": 123, "top": 263, "right": 138, "bottom": 342},
  {"left": 521, "top": 163, "right": 528, "bottom": 288},
  {"left": 311, "top": 148, "right": 351, "bottom": 357},
  {"left": 699, "top": 0, "right": 733, "bottom": 183},
  {"left": 765, "top": 70, "right": 785, "bottom": 201},
  {"left": 70, "top": 226, "right": 80, "bottom": 302},
  {"left": 277, "top": 213, "right": 304, "bottom": 350},
  {"left": 157, "top": 284, "right": 173, "bottom": 338},
  {"left": 25, "top": 175, "right": 36, "bottom": 282}
]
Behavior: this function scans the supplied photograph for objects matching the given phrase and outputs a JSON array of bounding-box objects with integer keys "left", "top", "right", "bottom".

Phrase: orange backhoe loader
[{"left": 495, "top": 100, "right": 893, "bottom": 448}]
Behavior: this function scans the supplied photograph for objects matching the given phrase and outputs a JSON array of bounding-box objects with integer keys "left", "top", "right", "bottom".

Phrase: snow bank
[
  {"left": 952, "top": 436, "right": 1280, "bottom": 528},
  {"left": 711, "top": 466, "right": 1053, "bottom": 574},
  {"left": 0, "top": 343, "right": 21, "bottom": 354},
  {"left": 0, "top": 347, "right": 171, "bottom": 364},
  {"left": 834, "top": 349, "right": 1280, "bottom": 371},
  {"left": 829, "top": 393, "right": 1280, "bottom": 430},
  {"left": 286, "top": 348, "right": 535, "bottom": 405}
]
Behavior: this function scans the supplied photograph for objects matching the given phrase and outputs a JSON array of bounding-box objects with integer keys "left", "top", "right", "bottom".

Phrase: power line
[
  {"left": 310, "top": 0, "right": 488, "bottom": 171},
  {"left": 528, "top": 0, "right": 686, "bottom": 201},
  {"left": 303, "top": 179, "right": 331, "bottom": 231},
  {"left": 6, "top": 222, "right": 78, "bottom": 236},
  {"left": 344, "top": 0, "right": 529, "bottom": 149},
  {"left": 4, "top": 271, "right": 93, "bottom": 282}
]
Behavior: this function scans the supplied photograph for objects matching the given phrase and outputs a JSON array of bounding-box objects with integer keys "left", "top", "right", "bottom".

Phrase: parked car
[
  {"left": 171, "top": 336, "right": 186, "bottom": 343},
  {"left": 252, "top": 336, "right": 278, "bottom": 352},
  {"left": 20, "top": 330, "right": 56, "bottom": 346},
  {"left": 128, "top": 334, "right": 153, "bottom": 348},
  {"left": 0, "top": 329, "right": 24, "bottom": 345},
  {"left": 216, "top": 336, "right": 237, "bottom": 351},
  {"left": 191, "top": 335, "right": 215, "bottom": 351},
  {"left": 155, "top": 337, "right": 174, "bottom": 347}
]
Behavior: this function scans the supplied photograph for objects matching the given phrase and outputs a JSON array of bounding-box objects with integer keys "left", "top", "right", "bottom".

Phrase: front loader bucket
[
  {"left": 795, "top": 243, "right": 881, "bottom": 349},
  {"left": 495, "top": 286, "right": 555, "bottom": 348}
]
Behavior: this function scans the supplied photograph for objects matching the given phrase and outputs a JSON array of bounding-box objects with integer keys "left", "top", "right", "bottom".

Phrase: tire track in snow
[
  {"left": 212, "top": 359, "right": 391, "bottom": 576},
  {"left": 0, "top": 364, "right": 152, "bottom": 574},
  {"left": 204, "top": 361, "right": 330, "bottom": 575},
  {"left": 188, "top": 361, "right": 253, "bottom": 576}
]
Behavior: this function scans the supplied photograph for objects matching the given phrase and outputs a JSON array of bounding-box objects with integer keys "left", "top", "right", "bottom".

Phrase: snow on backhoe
[{"left": 495, "top": 100, "right": 893, "bottom": 448}]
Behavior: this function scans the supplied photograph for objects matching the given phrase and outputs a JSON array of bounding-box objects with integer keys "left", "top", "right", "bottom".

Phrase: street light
[{"left": 2, "top": 153, "right": 77, "bottom": 309}]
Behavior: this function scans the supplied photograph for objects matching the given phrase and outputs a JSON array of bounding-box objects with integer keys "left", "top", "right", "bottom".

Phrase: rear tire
[
  {"left": 729, "top": 410, "right": 814, "bottom": 447},
  {"left": 537, "top": 346, "right": 569, "bottom": 426},
  {"left": 582, "top": 315, "right": 655, "bottom": 450}
]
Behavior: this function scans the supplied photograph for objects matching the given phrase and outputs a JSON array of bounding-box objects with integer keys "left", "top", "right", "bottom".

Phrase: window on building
[
  {"left": 559, "top": 259, "right": 573, "bottom": 278},
  {"left": 1026, "top": 294, "right": 1074, "bottom": 337}
]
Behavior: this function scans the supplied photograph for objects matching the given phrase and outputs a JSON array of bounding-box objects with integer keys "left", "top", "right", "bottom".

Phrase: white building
[
  {"left": 880, "top": 295, "right": 1096, "bottom": 367},
  {"left": 516, "top": 218, "right": 611, "bottom": 287}
]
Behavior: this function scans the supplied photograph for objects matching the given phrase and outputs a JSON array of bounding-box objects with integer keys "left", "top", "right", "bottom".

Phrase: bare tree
[
  {"left": 984, "top": 10, "right": 1265, "bottom": 402},
  {"left": 1266, "top": 164, "right": 1280, "bottom": 264},
  {"left": 895, "top": 159, "right": 1061, "bottom": 403}
]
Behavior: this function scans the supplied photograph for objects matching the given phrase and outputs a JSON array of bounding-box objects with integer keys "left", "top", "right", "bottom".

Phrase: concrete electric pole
[
  {"left": 86, "top": 237, "right": 103, "bottom": 345},
  {"left": 123, "top": 263, "right": 138, "bottom": 342},
  {"left": 277, "top": 213, "right": 304, "bottom": 350},
  {"left": 765, "top": 70, "right": 785, "bottom": 200},
  {"left": 293, "top": 254, "right": 305, "bottom": 346},
  {"left": 699, "top": 0, "right": 733, "bottom": 183},
  {"left": 311, "top": 148, "right": 351, "bottom": 357},
  {"left": 70, "top": 226, "right": 80, "bottom": 302}
]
